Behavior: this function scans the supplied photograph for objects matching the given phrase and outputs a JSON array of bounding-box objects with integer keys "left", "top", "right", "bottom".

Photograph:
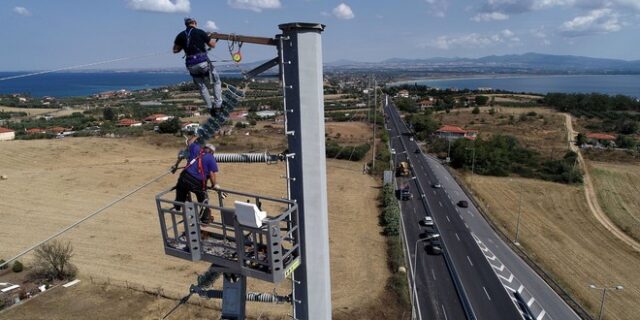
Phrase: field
[
  {"left": 434, "top": 106, "right": 567, "bottom": 157},
  {"left": 466, "top": 175, "right": 640, "bottom": 320},
  {"left": 589, "top": 161, "right": 640, "bottom": 242},
  {"left": 0, "top": 133, "right": 389, "bottom": 319},
  {"left": 0, "top": 106, "right": 59, "bottom": 117}
]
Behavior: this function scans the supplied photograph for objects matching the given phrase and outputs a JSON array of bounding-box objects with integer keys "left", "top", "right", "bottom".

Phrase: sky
[{"left": 1, "top": 0, "right": 639, "bottom": 71}]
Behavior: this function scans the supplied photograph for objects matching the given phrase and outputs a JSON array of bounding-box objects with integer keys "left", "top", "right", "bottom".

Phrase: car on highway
[
  {"left": 432, "top": 183, "right": 442, "bottom": 188},
  {"left": 425, "top": 238, "right": 442, "bottom": 255},
  {"left": 421, "top": 216, "right": 434, "bottom": 226},
  {"left": 457, "top": 200, "right": 469, "bottom": 208}
]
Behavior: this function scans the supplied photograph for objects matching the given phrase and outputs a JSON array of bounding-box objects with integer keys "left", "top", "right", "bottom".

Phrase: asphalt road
[
  {"left": 387, "top": 109, "right": 466, "bottom": 319},
  {"left": 386, "top": 101, "right": 524, "bottom": 320},
  {"left": 385, "top": 100, "right": 581, "bottom": 320}
]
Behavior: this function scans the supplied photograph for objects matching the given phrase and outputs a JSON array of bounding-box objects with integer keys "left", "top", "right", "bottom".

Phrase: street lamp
[
  {"left": 411, "top": 238, "right": 431, "bottom": 320},
  {"left": 589, "top": 284, "right": 624, "bottom": 320},
  {"left": 510, "top": 178, "right": 523, "bottom": 245},
  {"left": 465, "top": 146, "right": 476, "bottom": 178}
]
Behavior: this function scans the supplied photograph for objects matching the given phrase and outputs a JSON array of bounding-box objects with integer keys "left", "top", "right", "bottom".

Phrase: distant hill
[{"left": 326, "top": 53, "right": 640, "bottom": 74}]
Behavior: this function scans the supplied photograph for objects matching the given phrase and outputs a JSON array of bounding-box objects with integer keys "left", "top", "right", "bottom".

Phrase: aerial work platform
[{"left": 155, "top": 188, "right": 301, "bottom": 284}]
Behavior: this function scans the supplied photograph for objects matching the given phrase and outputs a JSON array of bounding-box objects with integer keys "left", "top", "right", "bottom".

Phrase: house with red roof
[
  {"left": 0, "top": 127, "right": 15, "bottom": 141},
  {"left": 435, "top": 125, "right": 478, "bottom": 140},
  {"left": 144, "top": 114, "right": 172, "bottom": 123},
  {"left": 586, "top": 133, "right": 617, "bottom": 148},
  {"left": 26, "top": 128, "right": 46, "bottom": 135},
  {"left": 117, "top": 118, "right": 142, "bottom": 127}
]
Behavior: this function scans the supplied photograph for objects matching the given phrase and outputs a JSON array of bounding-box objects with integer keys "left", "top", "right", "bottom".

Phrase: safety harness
[
  {"left": 184, "top": 27, "right": 216, "bottom": 85},
  {"left": 184, "top": 148, "right": 208, "bottom": 190}
]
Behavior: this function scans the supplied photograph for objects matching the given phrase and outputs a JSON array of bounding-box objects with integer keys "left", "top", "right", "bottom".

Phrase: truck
[
  {"left": 396, "top": 161, "right": 410, "bottom": 177},
  {"left": 396, "top": 184, "right": 413, "bottom": 201}
]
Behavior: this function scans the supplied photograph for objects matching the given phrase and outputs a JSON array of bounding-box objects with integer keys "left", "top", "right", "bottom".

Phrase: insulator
[
  {"left": 214, "top": 153, "right": 279, "bottom": 163},
  {"left": 246, "top": 292, "right": 290, "bottom": 304}
]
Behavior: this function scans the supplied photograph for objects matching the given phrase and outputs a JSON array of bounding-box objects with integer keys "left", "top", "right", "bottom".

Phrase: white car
[{"left": 421, "top": 216, "right": 434, "bottom": 226}]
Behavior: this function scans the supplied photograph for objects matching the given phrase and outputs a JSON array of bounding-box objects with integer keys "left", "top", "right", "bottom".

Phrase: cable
[
  {"left": 0, "top": 51, "right": 169, "bottom": 82},
  {"left": 0, "top": 170, "right": 172, "bottom": 269}
]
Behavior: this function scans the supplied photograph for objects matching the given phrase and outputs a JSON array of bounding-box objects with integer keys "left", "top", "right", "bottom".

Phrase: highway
[{"left": 386, "top": 100, "right": 581, "bottom": 320}]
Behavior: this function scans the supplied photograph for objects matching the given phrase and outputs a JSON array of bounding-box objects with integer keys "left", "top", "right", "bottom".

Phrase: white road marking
[
  {"left": 504, "top": 285, "right": 518, "bottom": 293},
  {"left": 442, "top": 305, "right": 448, "bottom": 320},
  {"left": 491, "top": 263, "right": 505, "bottom": 272},
  {"left": 518, "top": 285, "right": 524, "bottom": 293},
  {"left": 464, "top": 223, "right": 469, "bottom": 229},
  {"left": 483, "top": 286, "right": 491, "bottom": 300},
  {"left": 467, "top": 256, "right": 474, "bottom": 266},
  {"left": 498, "top": 273, "right": 515, "bottom": 283},
  {"left": 446, "top": 215, "right": 451, "bottom": 222},
  {"left": 486, "top": 254, "right": 497, "bottom": 261},
  {"left": 468, "top": 210, "right": 475, "bottom": 217},
  {"left": 433, "top": 190, "right": 436, "bottom": 195},
  {"left": 445, "top": 176, "right": 450, "bottom": 181},
  {"left": 455, "top": 233, "right": 460, "bottom": 241},
  {"left": 439, "top": 201, "right": 443, "bottom": 207},
  {"left": 528, "top": 297, "right": 536, "bottom": 307},
  {"left": 432, "top": 269, "right": 437, "bottom": 280},
  {"left": 536, "top": 310, "right": 546, "bottom": 320},
  {"left": 413, "top": 208, "right": 416, "bottom": 214}
]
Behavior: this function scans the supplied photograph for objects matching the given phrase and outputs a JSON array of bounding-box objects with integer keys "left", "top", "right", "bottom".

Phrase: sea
[
  {"left": 0, "top": 71, "right": 192, "bottom": 98},
  {"left": 397, "top": 74, "right": 640, "bottom": 98},
  {"left": 1, "top": 72, "right": 640, "bottom": 98}
]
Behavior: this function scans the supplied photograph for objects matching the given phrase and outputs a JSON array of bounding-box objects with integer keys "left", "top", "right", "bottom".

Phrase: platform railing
[{"left": 155, "top": 187, "right": 301, "bottom": 283}]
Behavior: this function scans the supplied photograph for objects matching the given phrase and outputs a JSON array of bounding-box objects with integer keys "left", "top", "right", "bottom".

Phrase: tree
[
  {"left": 31, "top": 240, "right": 77, "bottom": 280},
  {"left": 475, "top": 95, "right": 489, "bottom": 106},
  {"left": 158, "top": 117, "right": 181, "bottom": 134},
  {"left": 0, "top": 259, "right": 6, "bottom": 270},
  {"left": 472, "top": 106, "right": 480, "bottom": 114},
  {"left": 576, "top": 133, "right": 587, "bottom": 146},
  {"left": 12, "top": 261, "right": 23, "bottom": 273},
  {"left": 103, "top": 107, "right": 115, "bottom": 121},
  {"left": 616, "top": 135, "right": 637, "bottom": 149}
]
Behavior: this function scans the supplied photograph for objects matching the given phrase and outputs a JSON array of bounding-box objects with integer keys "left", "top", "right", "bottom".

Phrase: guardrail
[{"left": 443, "top": 166, "right": 594, "bottom": 320}]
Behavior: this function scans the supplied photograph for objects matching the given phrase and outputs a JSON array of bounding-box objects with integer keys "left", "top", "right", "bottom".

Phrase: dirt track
[
  {"left": 0, "top": 136, "right": 388, "bottom": 318},
  {"left": 563, "top": 113, "right": 640, "bottom": 252}
]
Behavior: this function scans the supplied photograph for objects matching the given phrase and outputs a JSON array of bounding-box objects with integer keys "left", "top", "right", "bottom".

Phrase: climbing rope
[{"left": 0, "top": 170, "right": 172, "bottom": 269}]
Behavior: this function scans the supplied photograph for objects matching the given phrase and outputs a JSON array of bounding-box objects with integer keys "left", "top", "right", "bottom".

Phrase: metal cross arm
[{"left": 208, "top": 32, "right": 277, "bottom": 46}]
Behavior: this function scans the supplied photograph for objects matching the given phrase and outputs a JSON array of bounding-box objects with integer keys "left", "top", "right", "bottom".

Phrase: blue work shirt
[{"left": 185, "top": 143, "right": 219, "bottom": 181}]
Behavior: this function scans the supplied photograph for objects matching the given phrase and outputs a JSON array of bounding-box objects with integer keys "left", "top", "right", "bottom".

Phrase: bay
[
  {"left": 403, "top": 75, "right": 640, "bottom": 98},
  {"left": 0, "top": 71, "right": 192, "bottom": 98}
]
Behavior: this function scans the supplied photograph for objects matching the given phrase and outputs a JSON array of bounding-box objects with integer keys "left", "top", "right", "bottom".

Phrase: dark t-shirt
[{"left": 174, "top": 27, "right": 210, "bottom": 56}]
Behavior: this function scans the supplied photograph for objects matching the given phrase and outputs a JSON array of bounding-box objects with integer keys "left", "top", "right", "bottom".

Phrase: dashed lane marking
[
  {"left": 432, "top": 269, "right": 437, "bottom": 280},
  {"left": 439, "top": 201, "right": 443, "bottom": 207},
  {"left": 467, "top": 256, "right": 474, "bottom": 266},
  {"left": 483, "top": 286, "right": 491, "bottom": 301},
  {"left": 537, "top": 310, "right": 546, "bottom": 320},
  {"left": 455, "top": 233, "right": 460, "bottom": 241},
  {"left": 446, "top": 215, "right": 451, "bottom": 222}
]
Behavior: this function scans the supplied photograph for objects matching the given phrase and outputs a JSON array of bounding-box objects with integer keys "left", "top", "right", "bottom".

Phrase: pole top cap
[{"left": 279, "top": 22, "right": 325, "bottom": 32}]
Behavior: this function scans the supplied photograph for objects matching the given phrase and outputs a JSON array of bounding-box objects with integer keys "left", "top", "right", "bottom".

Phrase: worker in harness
[
  {"left": 174, "top": 136, "right": 219, "bottom": 224},
  {"left": 173, "top": 17, "right": 223, "bottom": 117}
]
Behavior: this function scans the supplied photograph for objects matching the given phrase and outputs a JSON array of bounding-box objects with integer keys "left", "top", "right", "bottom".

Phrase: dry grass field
[
  {"left": 326, "top": 121, "right": 373, "bottom": 144},
  {"left": 466, "top": 175, "right": 640, "bottom": 320},
  {"left": 0, "top": 134, "right": 388, "bottom": 319},
  {"left": 589, "top": 161, "right": 640, "bottom": 242},
  {"left": 434, "top": 106, "right": 567, "bottom": 157},
  {"left": 0, "top": 106, "right": 59, "bottom": 117}
]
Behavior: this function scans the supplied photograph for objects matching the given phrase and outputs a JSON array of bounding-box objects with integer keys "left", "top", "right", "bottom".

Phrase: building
[
  {"left": 117, "top": 118, "right": 142, "bottom": 127},
  {"left": 0, "top": 127, "right": 15, "bottom": 141},
  {"left": 144, "top": 114, "right": 172, "bottom": 123},
  {"left": 586, "top": 133, "right": 617, "bottom": 148},
  {"left": 397, "top": 90, "right": 410, "bottom": 98},
  {"left": 435, "top": 125, "right": 478, "bottom": 141},
  {"left": 26, "top": 128, "right": 46, "bottom": 135}
]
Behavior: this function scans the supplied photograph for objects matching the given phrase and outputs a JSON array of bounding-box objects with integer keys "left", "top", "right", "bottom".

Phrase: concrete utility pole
[{"left": 279, "top": 22, "right": 332, "bottom": 320}]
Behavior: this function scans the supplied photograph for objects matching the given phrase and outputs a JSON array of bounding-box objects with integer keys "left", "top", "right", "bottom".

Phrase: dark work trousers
[{"left": 175, "top": 170, "right": 211, "bottom": 222}]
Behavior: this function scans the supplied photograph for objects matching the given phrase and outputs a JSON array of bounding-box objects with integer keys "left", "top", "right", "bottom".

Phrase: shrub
[
  {"left": 0, "top": 259, "right": 6, "bottom": 270},
  {"left": 158, "top": 117, "right": 181, "bottom": 134},
  {"left": 472, "top": 106, "right": 480, "bottom": 114},
  {"left": 12, "top": 260, "right": 23, "bottom": 273},
  {"left": 475, "top": 95, "right": 489, "bottom": 106}
]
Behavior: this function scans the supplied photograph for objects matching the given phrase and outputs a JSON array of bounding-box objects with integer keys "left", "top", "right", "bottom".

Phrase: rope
[
  {"left": 0, "top": 51, "right": 169, "bottom": 82},
  {"left": 0, "top": 170, "right": 172, "bottom": 269}
]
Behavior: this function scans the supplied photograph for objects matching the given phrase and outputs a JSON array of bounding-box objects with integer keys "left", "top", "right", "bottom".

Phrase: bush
[
  {"left": 12, "top": 260, "right": 23, "bottom": 273},
  {"left": 475, "top": 95, "right": 489, "bottom": 106},
  {"left": 472, "top": 106, "right": 480, "bottom": 114},
  {"left": 0, "top": 259, "right": 6, "bottom": 270},
  {"left": 158, "top": 117, "right": 181, "bottom": 134}
]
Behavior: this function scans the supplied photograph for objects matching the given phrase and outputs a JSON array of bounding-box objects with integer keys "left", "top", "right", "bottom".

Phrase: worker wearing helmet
[
  {"left": 173, "top": 17, "right": 223, "bottom": 117},
  {"left": 174, "top": 136, "right": 219, "bottom": 224}
]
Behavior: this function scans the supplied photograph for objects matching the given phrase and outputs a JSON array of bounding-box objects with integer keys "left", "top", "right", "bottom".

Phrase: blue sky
[{"left": 1, "top": 0, "right": 639, "bottom": 71}]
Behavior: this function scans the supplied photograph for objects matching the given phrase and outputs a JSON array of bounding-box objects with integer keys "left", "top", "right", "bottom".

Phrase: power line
[
  {"left": 0, "top": 170, "right": 171, "bottom": 269},
  {"left": 0, "top": 51, "right": 169, "bottom": 82}
]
